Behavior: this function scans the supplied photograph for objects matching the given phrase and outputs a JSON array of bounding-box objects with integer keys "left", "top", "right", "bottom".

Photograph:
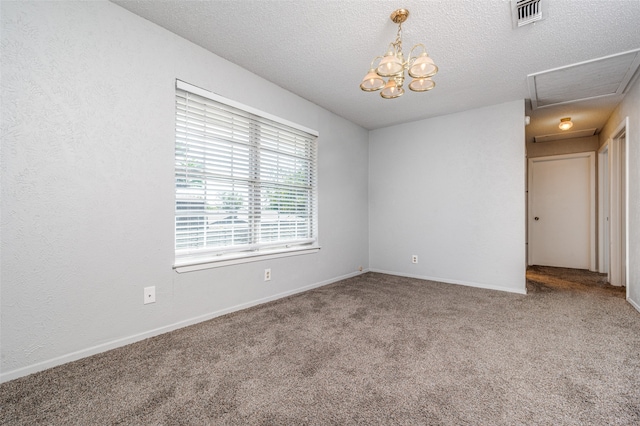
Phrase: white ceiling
[{"left": 112, "top": 0, "right": 640, "bottom": 143}]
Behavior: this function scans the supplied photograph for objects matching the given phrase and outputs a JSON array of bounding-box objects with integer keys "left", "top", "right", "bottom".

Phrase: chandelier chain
[{"left": 393, "top": 23, "right": 403, "bottom": 54}]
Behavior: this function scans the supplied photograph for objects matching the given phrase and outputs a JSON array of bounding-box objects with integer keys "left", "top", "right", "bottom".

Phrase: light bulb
[{"left": 559, "top": 117, "right": 573, "bottom": 131}]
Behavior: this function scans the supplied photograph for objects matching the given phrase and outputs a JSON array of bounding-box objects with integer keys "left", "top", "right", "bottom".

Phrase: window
[{"left": 174, "top": 81, "right": 319, "bottom": 270}]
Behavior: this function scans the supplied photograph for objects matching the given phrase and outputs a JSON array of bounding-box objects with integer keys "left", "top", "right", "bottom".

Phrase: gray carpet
[{"left": 2, "top": 270, "right": 639, "bottom": 425}]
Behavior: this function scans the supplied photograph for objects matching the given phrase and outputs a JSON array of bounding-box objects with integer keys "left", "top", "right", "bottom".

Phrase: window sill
[{"left": 173, "top": 246, "right": 321, "bottom": 273}]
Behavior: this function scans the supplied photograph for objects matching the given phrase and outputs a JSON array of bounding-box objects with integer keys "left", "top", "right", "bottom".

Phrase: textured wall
[
  {"left": 598, "top": 76, "right": 640, "bottom": 310},
  {"left": 0, "top": 1, "right": 369, "bottom": 381},
  {"left": 369, "top": 100, "right": 526, "bottom": 293}
]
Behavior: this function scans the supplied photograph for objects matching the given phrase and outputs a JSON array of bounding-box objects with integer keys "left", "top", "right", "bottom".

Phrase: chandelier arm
[
  {"left": 408, "top": 43, "right": 427, "bottom": 59},
  {"left": 406, "top": 44, "right": 426, "bottom": 69},
  {"left": 369, "top": 55, "right": 384, "bottom": 70}
]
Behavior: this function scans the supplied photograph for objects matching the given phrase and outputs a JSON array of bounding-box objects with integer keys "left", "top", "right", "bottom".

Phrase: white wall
[
  {"left": 0, "top": 1, "right": 369, "bottom": 381},
  {"left": 599, "top": 75, "right": 640, "bottom": 310},
  {"left": 369, "top": 100, "right": 526, "bottom": 293}
]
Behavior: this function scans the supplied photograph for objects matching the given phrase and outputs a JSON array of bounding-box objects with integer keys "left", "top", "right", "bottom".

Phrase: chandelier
[{"left": 360, "top": 9, "right": 438, "bottom": 99}]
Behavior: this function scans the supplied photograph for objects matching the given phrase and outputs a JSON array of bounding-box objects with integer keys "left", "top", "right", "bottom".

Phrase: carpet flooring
[{"left": 1, "top": 269, "right": 639, "bottom": 425}]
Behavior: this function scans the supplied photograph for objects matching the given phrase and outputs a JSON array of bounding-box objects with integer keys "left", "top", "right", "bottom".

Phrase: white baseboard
[
  {"left": 369, "top": 269, "right": 527, "bottom": 295},
  {"left": 627, "top": 296, "right": 640, "bottom": 313},
  {"left": 0, "top": 269, "right": 368, "bottom": 384}
]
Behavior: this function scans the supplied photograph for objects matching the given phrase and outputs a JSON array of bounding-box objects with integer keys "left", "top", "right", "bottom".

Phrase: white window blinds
[{"left": 175, "top": 81, "right": 318, "bottom": 264}]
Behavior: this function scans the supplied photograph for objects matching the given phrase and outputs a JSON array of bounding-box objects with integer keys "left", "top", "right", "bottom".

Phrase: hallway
[{"left": 527, "top": 265, "right": 625, "bottom": 296}]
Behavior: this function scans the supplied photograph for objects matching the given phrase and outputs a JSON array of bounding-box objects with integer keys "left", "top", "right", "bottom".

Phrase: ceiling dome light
[{"left": 559, "top": 117, "right": 573, "bottom": 130}]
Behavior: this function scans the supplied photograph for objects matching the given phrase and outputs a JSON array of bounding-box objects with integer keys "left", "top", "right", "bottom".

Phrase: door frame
[
  {"left": 605, "top": 117, "right": 629, "bottom": 296},
  {"left": 527, "top": 152, "right": 596, "bottom": 270},
  {"left": 597, "top": 143, "right": 610, "bottom": 275}
]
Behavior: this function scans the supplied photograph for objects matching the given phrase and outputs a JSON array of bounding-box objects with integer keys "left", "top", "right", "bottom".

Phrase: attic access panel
[{"left": 528, "top": 49, "right": 640, "bottom": 109}]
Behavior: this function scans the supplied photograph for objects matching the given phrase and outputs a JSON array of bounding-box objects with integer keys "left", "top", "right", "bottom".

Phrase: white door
[{"left": 528, "top": 153, "right": 595, "bottom": 270}]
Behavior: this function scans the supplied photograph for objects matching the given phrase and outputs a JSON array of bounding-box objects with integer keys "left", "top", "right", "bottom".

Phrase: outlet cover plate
[{"left": 144, "top": 286, "right": 156, "bottom": 304}]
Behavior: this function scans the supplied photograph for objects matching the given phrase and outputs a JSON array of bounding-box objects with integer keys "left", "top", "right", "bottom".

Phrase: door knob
[{"left": 534, "top": 217, "right": 539, "bottom": 221}]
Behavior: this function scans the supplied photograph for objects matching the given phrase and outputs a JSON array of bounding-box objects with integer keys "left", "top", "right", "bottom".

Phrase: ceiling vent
[{"left": 512, "top": 0, "right": 544, "bottom": 28}]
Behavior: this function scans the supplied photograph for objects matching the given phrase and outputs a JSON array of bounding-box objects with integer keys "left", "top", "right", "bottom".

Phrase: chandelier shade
[
  {"left": 360, "top": 9, "right": 438, "bottom": 99},
  {"left": 409, "top": 77, "right": 435, "bottom": 92},
  {"left": 408, "top": 52, "right": 438, "bottom": 78},
  {"left": 360, "top": 69, "right": 386, "bottom": 91},
  {"left": 380, "top": 79, "right": 405, "bottom": 99},
  {"left": 377, "top": 52, "right": 404, "bottom": 77}
]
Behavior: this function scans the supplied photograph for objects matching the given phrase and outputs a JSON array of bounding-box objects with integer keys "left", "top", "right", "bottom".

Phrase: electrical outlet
[
  {"left": 412, "top": 255, "right": 418, "bottom": 264},
  {"left": 264, "top": 268, "right": 271, "bottom": 281},
  {"left": 359, "top": 266, "right": 363, "bottom": 272},
  {"left": 144, "top": 286, "right": 156, "bottom": 304}
]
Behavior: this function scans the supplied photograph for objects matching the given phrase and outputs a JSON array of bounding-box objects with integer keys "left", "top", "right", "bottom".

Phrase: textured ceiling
[{"left": 112, "top": 0, "right": 640, "bottom": 142}]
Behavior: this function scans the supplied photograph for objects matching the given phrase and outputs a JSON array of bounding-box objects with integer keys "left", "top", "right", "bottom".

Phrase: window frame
[{"left": 174, "top": 80, "right": 320, "bottom": 273}]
